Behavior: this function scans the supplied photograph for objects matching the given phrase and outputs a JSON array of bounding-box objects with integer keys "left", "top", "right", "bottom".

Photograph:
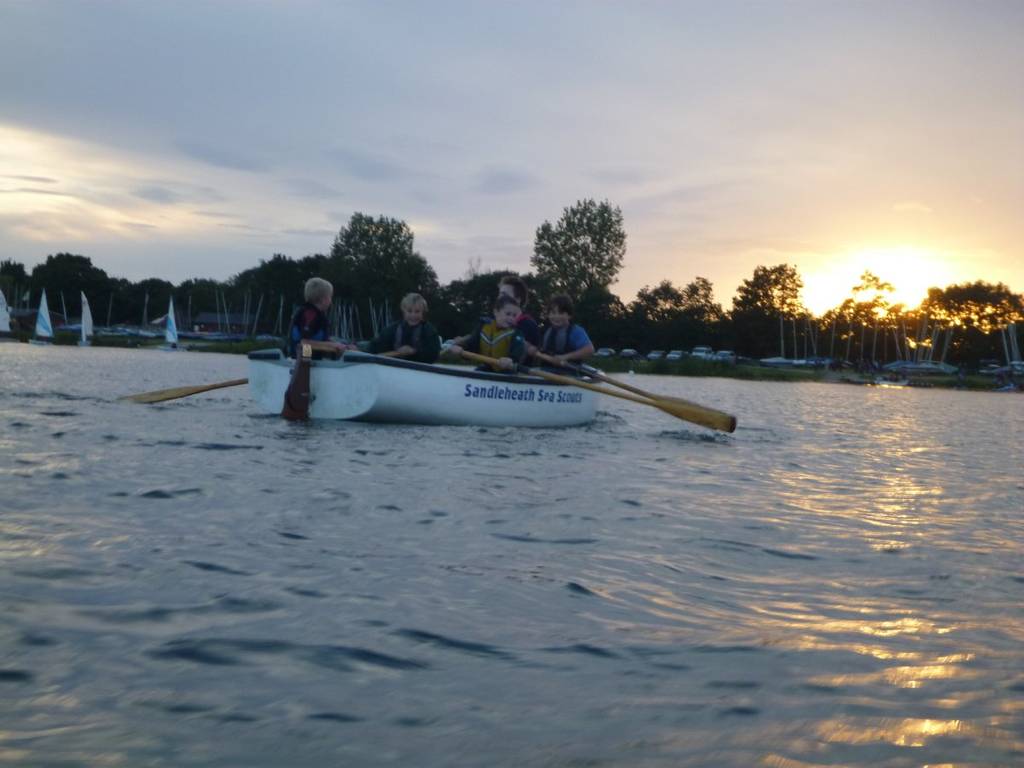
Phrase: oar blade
[
  {"left": 121, "top": 378, "right": 248, "bottom": 404},
  {"left": 654, "top": 398, "right": 737, "bottom": 433}
]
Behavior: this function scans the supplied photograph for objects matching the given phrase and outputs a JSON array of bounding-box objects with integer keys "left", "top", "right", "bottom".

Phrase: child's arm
[
  {"left": 446, "top": 326, "right": 481, "bottom": 357},
  {"left": 559, "top": 341, "right": 595, "bottom": 364}
]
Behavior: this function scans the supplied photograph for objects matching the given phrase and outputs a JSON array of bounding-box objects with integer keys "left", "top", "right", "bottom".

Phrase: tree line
[{"left": 2, "top": 199, "right": 1021, "bottom": 366}]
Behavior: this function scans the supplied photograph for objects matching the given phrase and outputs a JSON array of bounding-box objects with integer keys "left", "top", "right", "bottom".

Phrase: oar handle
[{"left": 457, "top": 349, "right": 511, "bottom": 370}]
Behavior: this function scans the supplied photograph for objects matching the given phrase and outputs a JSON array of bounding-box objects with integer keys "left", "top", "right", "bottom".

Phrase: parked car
[
  {"left": 713, "top": 350, "right": 736, "bottom": 363},
  {"left": 690, "top": 345, "right": 714, "bottom": 360},
  {"left": 666, "top": 349, "right": 685, "bottom": 361},
  {"left": 646, "top": 350, "right": 665, "bottom": 361},
  {"left": 594, "top": 347, "right": 616, "bottom": 358},
  {"left": 619, "top": 348, "right": 638, "bottom": 359}
]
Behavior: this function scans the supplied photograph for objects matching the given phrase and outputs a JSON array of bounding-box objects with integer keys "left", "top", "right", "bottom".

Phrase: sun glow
[{"left": 800, "top": 246, "right": 965, "bottom": 317}]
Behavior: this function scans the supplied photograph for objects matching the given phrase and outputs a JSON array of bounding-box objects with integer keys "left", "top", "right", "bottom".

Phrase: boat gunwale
[{"left": 248, "top": 348, "right": 594, "bottom": 388}]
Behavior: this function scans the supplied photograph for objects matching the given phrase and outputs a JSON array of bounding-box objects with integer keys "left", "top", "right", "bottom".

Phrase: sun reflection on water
[{"left": 814, "top": 716, "right": 1023, "bottom": 751}]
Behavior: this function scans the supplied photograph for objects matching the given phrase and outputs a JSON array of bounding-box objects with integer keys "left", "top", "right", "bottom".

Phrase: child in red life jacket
[
  {"left": 286, "top": 277, "right": 355, "bottom": 358},
  {"left": 448, "top": 294, "right": 526, "bottom": 371},
  {"left": 528, "top": 293, "right": 595, "bottom": 368}
]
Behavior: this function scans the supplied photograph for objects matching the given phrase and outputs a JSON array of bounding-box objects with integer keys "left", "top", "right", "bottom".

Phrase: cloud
[
  {"left": 133, "top": 185, "right": 183, "bottom": 204},
  {"left": 892, "top": 201, "right": 933, "bottom": 214},
  {"left": 132, "top": 182, "right": 224, "bottom": 206},
  {"left": 282, "top": 227, "right": 336, "bottom": 238},
  {"left": 176, "top": 140, "right": 271, "bottom": 172},
  {"left": 2, "top": 174, "right": 59, "bottom": 184},
  {"left": 474, "top": 168, "right": 540, "bottom": 195},
  {"left": 192, "top": 210, "right": 239, "bottom": 220},
  {"left": 326, "top": 147, "right": 426, "bottom": 183},
  {"left": 285, "top": 178, "right": 346, "bottom": 199},
  {"left": 0, "top": 187, "right": 74, "bottom": 197},
  {"left": 587, "top": 167, "right": 652, "bottom": 185}
]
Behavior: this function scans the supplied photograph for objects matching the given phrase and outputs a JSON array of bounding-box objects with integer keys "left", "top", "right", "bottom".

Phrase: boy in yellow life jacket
[{"left": 448, "top": 294, "right": 526, "bottom": 371}]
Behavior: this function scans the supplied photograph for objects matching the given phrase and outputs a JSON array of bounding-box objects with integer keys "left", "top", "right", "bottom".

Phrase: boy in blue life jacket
[
  {"left": 366, "top": 292, "right": 442, "bottom": 363},
  {"left": 528, "top": 293, "right": 595, "bottom": 368},
  {"left": 286, "top": 277, "right": 353, "bottom": 358},
  {"left": 448, "top": 294, "right": 526, "bottom": 371}
]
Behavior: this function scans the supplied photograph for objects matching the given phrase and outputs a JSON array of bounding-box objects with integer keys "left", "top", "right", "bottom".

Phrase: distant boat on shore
[{"left": 882, "top": 360, "right": 957, "bottom": 375}]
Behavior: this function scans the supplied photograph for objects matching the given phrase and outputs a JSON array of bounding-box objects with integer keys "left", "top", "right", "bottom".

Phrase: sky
[{"left": 1, "top": 0, "right": 1021, "bottom": 315}]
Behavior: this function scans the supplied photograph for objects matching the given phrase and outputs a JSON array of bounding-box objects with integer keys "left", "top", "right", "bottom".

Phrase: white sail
[
  {"left": 81, "top": 291, "right": 94, "bottom": 345},
  {"left": 0, "top": 288, "right": 10, "bottom": 333},
  {"left": 165, "top": 296, "right": 179, "bottom": 346},
  {"left": 35, "top": 290, "right": 54, "bottom": 339}
]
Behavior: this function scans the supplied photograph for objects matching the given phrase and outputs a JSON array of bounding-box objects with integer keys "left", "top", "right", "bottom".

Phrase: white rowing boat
[{"left": 247, "top": 349, "right": 597, "bottom": 427}]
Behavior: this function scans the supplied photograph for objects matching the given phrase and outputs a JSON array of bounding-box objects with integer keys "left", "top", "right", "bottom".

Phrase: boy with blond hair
[
  {"left": 366, "top": 292, "right": 441, "bottom": 363},
  {"left": 286, "top": 277, "right": 352, "bottom": 357}
]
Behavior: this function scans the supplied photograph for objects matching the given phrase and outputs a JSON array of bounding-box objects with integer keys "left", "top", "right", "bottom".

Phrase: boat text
[{"left": 463, "top": 384, "right": 583, "bottom": 404}]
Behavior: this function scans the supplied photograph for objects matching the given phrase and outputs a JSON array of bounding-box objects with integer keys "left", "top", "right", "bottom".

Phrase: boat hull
[{"left": 248, "top": 350, "right": 597, "bottom": 427}]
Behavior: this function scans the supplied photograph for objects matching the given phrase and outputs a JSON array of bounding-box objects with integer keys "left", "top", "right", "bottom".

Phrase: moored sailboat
[
  {"left": 30, "top": 290, "right": 54, "bottom": 345},
  {"left": 79, "top": 292, "right": 94, "bottom": 347},
  {"left": 0, "top": 288, "right": 13, "bottom": 341},
  {"left": 160, "top": 296, "right": 179, "bottom": 350}
]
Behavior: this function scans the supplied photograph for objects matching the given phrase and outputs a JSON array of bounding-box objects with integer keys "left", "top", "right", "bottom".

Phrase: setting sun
[{"left": 800, "top": 247, "right": 965, "bottom": 316}]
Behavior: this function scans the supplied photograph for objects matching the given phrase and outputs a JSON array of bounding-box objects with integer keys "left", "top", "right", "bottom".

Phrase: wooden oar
[
  {"left": 533, "top": 351, "right": 736, "bottom": 431},
  {"left": 120, "top": 378, "right": 248, "bottom": 404},
  {"left": 459, "top": 350, "right": 736, "bottom": 432},
  {"left": 120, "top": 340, "right": 375, "bottom": 406}
]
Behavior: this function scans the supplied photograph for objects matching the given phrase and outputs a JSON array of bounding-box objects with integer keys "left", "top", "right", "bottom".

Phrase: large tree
[
  {"left": 328, "top": 214, "right": 437, "bottom": 315},
  {"left": 731, "top": 263, "right": 803, "bottom": 317},
  {"left": 573, "top": 285, "right": 626, "bottom": 349},
  {"left": 29, "top": 253, "right": 112, "bottom": 318},
  {"left": 226, "top": 253, "right": 328, "bottom": 333},
  {"left": 531, "top": 199, "right": 626, "bottom": 295},
  {"left": 0, "top": 259, "right": 29, "bottom": 307},
  {"left": 623, "top": 278, "right": 725, "bottom": 351},
  {"left": 921, "top": 281, "right": 1024, "bottom": 366},
  {"left": 921, "top": 281, "right": 1023, "bottom": 333},
  {"left": 730, "top": 264, "right": 804, "bottom": 359}
]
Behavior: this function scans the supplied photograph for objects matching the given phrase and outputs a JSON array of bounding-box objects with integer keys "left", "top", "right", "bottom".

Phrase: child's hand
[
  {"left": 447, "top": 344, "right": 463, "bottom": 356},
  {"left": 497, "top": 357, "right": 514, "bottom": 370},
  {"left": 525, "top": 343, "right": 538, "bottom": 356}
]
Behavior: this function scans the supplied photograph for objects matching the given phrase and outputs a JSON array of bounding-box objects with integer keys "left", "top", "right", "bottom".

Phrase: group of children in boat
[{"left": 288, "top": 275, "right": 595, "bottom": 372}]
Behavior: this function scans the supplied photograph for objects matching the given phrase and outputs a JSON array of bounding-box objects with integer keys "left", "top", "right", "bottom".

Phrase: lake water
[{"left": 1, "top": 344, "right": 1022, "bottom": 767}]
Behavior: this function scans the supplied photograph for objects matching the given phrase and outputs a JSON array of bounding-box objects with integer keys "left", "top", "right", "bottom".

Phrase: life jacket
[
  {"left": 476, "top": 321, "right": 520, "bottom": 359},
  {"left": 287, "top": 303, "right": 328, "bottom": 357},
  {"left": 515, "top": 312, "right": 541, "bottom": 346},
  {"left": 393, "top": 322, "right": 423, "bottom": 351},
  {"left": 540, "top": 323, "right": 577, "bottom": 355}
]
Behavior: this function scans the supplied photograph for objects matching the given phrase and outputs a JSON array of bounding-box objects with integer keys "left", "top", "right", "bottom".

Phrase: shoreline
[{"left": 9, "top": 334, "right": 1016, "bottom": 392}]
